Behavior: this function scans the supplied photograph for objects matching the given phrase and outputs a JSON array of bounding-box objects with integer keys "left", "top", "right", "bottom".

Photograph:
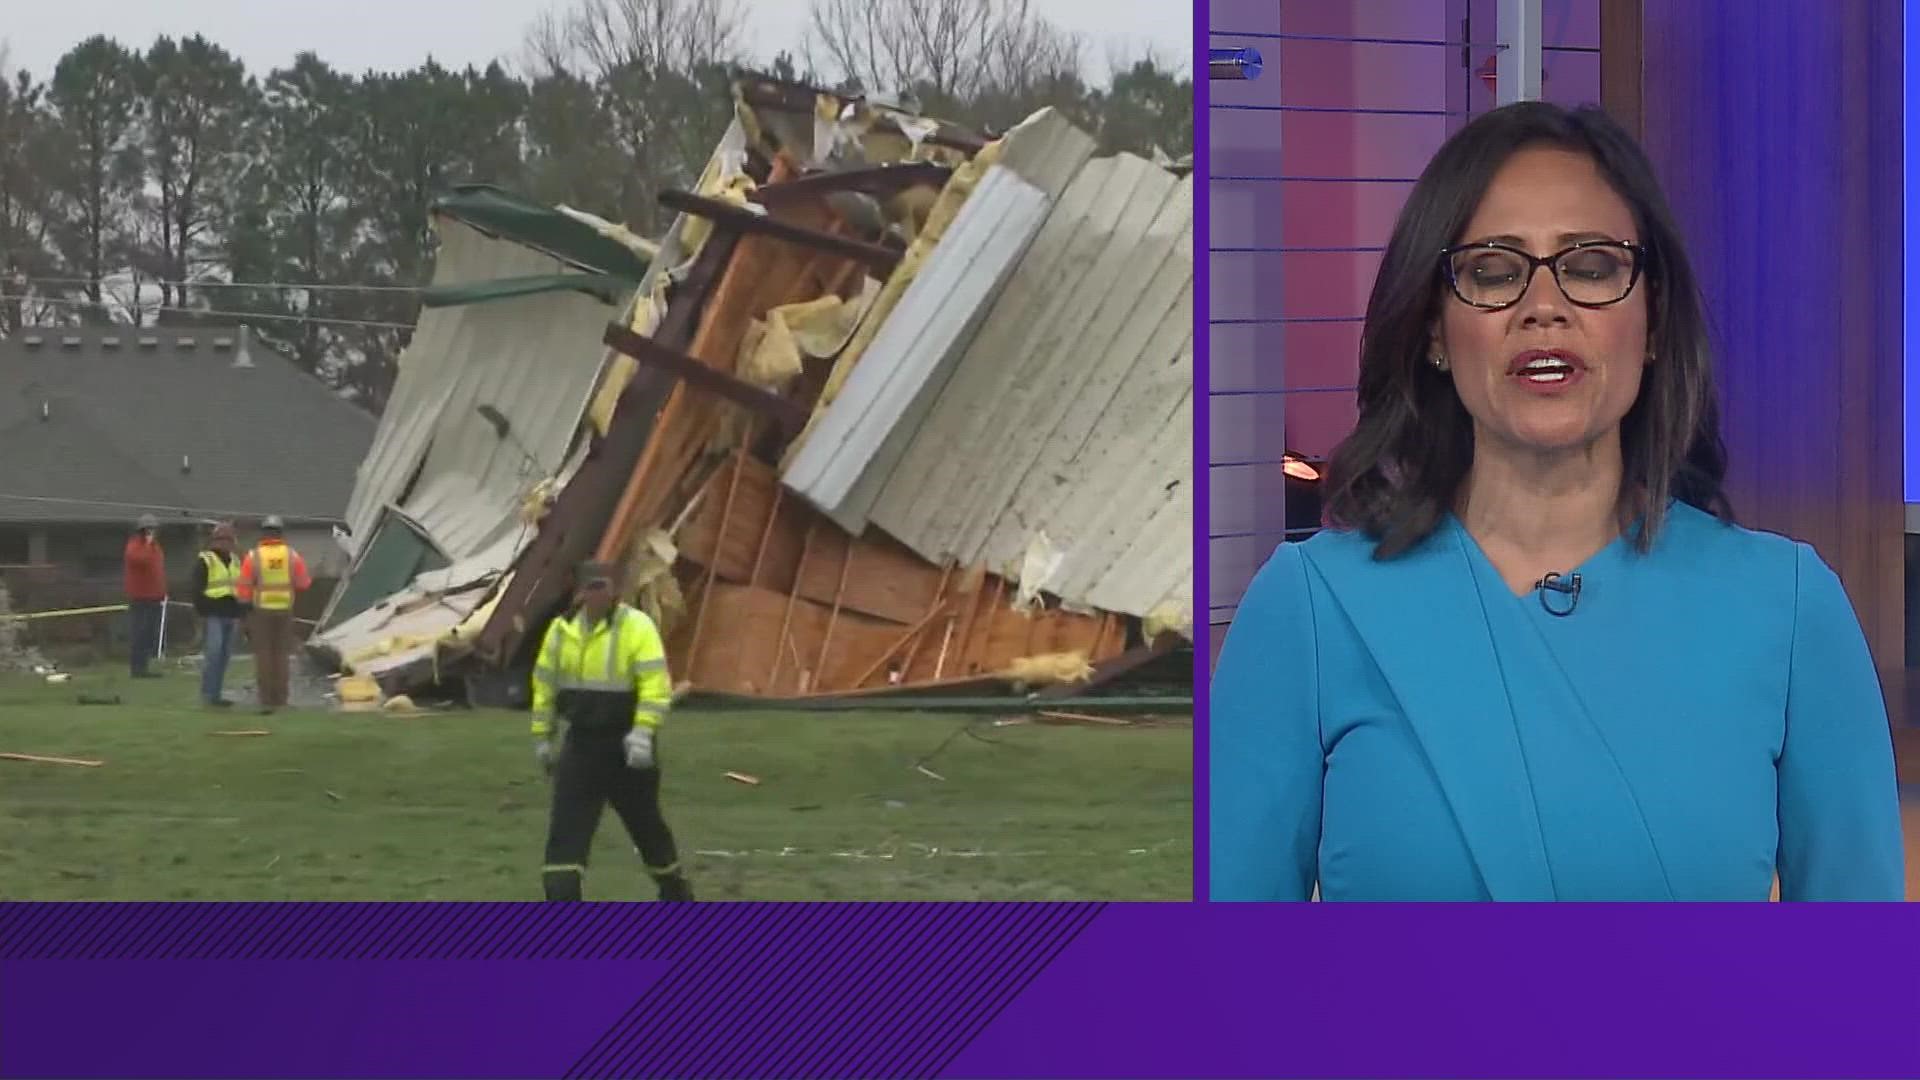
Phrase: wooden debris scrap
[
  {"left": 725, "top": 771, "right": 762, "bottom": 786},
  {"left": 0, "top": 751, "right": 103, "bottom": 767},
  {"left": 1038, "top": 710, "right": 1132, "bottom": 727},
  {"left": 209, "top": 730, "right": 271, "bottom": 737}
]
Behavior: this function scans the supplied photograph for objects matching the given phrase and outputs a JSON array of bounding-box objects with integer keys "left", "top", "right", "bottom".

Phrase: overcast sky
[{"left": 3, "top": 0, "right": 1191, "bottom": 83}]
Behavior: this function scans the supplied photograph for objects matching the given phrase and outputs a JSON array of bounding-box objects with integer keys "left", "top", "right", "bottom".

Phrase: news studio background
[
  {"left": 5, "top": 0, "right": 1920, "bottom": 1077},
  {"left": 1201, "top": 0, "right": 1920, "bottom": 1076}
]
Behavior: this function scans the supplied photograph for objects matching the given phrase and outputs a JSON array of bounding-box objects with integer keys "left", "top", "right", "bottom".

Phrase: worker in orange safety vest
[{"left": 235, "top": 515, "right": 312, "bottom": 714}]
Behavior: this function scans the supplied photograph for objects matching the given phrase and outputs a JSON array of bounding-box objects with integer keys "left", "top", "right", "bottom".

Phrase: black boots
[
  {"left": 539, "top": 867, "right": 692, "bottom": 901},
  {"left": 655, "top": 873, "right": 694, "bottom": 902}
]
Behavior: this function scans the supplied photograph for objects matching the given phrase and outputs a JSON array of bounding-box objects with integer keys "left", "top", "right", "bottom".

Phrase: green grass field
[{"left": 0, "top": 666, "right": 1192, "bottom": 901}]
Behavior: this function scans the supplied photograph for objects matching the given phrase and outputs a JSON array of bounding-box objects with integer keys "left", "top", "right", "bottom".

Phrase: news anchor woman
[{"left": 1209, "top": 102, "right": 1905, "bottom": 901}]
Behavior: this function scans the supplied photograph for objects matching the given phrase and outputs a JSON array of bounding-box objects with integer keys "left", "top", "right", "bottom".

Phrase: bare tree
[
  {"left": 519, "top": 0, "right": 746, "bottom": 235},
  {"left": 520, "top": 10, "right": 575, "bottom": 78},
  {"left": 805, "top": 0, "right": 1082, "bottom": 107},
  {"left": 521, "top": 0, "right": 744, "bottom": 85}
]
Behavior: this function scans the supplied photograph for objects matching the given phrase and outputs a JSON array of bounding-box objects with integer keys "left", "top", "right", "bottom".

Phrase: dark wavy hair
[{"left": 1321, "top": 101, "right": 1732, "bottom": 558}]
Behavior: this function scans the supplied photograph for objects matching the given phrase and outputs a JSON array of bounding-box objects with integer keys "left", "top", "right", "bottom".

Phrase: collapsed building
[{"left": 308, "top": 73, "right": 1193, "bottom": 705}]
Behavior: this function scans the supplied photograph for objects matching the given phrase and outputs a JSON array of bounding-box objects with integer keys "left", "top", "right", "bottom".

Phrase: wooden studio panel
[{"left": 1626, "top": 0, "right": 1905, "bottom": 681}]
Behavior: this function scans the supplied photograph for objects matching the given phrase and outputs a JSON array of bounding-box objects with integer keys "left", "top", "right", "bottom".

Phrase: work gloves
[
  {"left": 533, "top": 727, "right": 656, "bottom": 773},
  {"left": 624, "top": 726, "right": 656, "bottom": 770}
]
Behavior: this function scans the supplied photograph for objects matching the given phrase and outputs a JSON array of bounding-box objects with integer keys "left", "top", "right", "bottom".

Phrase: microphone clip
[{"left": 1534, "top": 571, "right": 1582, "bottom": 617}]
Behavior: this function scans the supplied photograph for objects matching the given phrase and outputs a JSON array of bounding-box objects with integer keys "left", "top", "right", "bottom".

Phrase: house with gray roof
[{"left": 0, "top": 325, "right": 376, "bottom": 602}]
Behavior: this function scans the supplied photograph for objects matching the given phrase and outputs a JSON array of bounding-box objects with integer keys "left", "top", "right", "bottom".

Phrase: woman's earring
[{"left": 1431, "top": 354, "right": 1449, "bottom": 372}]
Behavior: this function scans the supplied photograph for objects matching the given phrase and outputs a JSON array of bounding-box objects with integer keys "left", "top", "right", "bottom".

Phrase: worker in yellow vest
[
  {"left": 530, "top": 560, "right": 693, "bottom": 902},
  {"left": 190, "top": 521, "right": 245, "bottom": 708},
  {"left": 235, "top": 515, "right": 311, "bottom": 715}
]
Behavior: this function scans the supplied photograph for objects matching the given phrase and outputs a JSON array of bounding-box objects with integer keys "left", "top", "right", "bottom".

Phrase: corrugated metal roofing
[
  {"left": 341, "top": 217, "right": 620, "bottom": 561},
  {"left": 859, "top": 155, "right": 1194, "bottom": 628},
  {"left": 777, "top": 108, "right": 1098, "bottom": 531},
  {"left": 779, "top": 167, "right": 1053, "bottom": 529},
  {"left": 314, "top": 441, "right": 587, "bottom": 665}
]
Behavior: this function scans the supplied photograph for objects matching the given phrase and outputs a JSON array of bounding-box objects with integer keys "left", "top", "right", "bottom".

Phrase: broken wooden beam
[
  {"left": 474, "top": 231, "right": 741, "bottom": 667},
  {"left": 1, "top": 751, "right": 103, "bottom": 767},
  {"left": 752, "top": 163, "right": 955, "bottom": 208},
  {"left": 1038, "top": 710, "right": 1133, "bottom": 727},
  {"left": 657, "top": 190, "right": 902, "bottom": 273},
  {"left": 602, "top": 324, "right": 813, "bottom": 435}
]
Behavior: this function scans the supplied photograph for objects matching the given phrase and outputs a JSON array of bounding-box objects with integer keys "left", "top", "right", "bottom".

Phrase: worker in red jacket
[{"left": 123, "top": 514, "right": 167, "bottom": 678}]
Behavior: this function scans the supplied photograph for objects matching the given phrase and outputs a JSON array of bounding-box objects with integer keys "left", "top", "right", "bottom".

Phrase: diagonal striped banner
[{"left": 0, "top": 902, "right": 1104, "bottom": 1079}]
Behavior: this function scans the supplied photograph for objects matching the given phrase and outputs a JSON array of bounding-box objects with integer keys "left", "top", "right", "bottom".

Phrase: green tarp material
[
  {"left": 420, "top": 273, "right": 628, "bottom": 309},
  {"left": 431, "top": 183, "right": 655, "bottom": 281}
]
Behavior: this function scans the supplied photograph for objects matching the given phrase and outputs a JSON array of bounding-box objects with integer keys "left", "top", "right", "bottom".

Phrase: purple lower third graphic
[{"left": 7, "top": 903, "right": 1920, "bottom": 1078}]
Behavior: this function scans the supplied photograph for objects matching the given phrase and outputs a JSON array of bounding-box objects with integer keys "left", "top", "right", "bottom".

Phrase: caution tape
[
  {"left": 0, "top": 601, "right": 318, "bottom": 625},
  {"left": 0, "top": 604, "right": 133, "bottom": 622}
]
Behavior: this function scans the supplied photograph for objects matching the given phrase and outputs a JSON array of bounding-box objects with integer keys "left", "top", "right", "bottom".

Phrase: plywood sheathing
[
  {"left": 670, "top": 450, "right": 1125, "bottom": 697},
  {"left": 677, "top": 451, "right": 941, "bottom": 625}
]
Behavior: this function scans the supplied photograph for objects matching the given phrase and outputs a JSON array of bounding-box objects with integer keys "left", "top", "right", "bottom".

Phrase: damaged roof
[
  {"left": 779, "top": 108, "right": 1097, "bottom": 530},
  {"left": 431, "top": 183, "right": 658, "bottom": 280},
  {"left": 778, "top": 136, "right": 1194, "bottom": 627},
  {"left": 868, "top": 160, "right": 1193, "bottom": 625},
  {"left": 339, "top": 213, "right": 622, "bottom": 564}
]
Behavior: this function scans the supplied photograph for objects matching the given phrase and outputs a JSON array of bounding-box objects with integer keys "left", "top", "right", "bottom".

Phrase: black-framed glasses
[{"left": 1440, "top": 240, "right": 1646, "bottom": 310}]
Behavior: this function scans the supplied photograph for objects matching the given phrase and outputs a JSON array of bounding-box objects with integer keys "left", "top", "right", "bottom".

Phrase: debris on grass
[
  {"left": 210, "top": 730, "right": 271, "bottom": 737},
  {"left": 1, "top": 751, "right": 103, "bottom": 767},
  {"left": 336, "top": 674, "right": 383, "bottom": 713},
  {"left": 914, "top": 764, "right": 946, "bottom": 782},
  {"left": 725, "top": 771, "right": 761, "bottom": 786},
  {"left": 266, "top": 855, "right": 281, "bottom": 870},
  {"left": 1037, "top": 710, "right": 1131, "bottom": 727},
  {"left": 324, "top": 790, "right": 344, "bottom": 802}
]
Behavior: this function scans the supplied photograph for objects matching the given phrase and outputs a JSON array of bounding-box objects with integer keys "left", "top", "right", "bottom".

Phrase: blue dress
[{"left": 1209, "top": 501, "right": 1905, "bottom": 901}]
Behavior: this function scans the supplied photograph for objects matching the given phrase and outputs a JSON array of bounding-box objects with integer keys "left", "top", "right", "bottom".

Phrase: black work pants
[
  {"left": 128, "top": 600, "right": 162, "bottom": 676},
  {"left": 542, "top": 725, "right": 684, "bottom": 901}
]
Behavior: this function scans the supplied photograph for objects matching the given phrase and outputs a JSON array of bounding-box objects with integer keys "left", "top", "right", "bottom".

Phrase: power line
[
  {"left": 0, "top": 491, "right": 344, "bottom": 525},
  {"left": 16, "top": 275, "right": 422, "bottom": 294},
  {"left": 17, "top": 294, "right": 418, "bottom": 332}
]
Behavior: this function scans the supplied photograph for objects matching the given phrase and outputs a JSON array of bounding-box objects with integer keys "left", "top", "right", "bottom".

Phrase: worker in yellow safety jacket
[
  {"left": 191, "top": 521, "right": 246, "bottom": 709},
  {"left": 531, "top": 560, "right": 692, "bottom": 902}
]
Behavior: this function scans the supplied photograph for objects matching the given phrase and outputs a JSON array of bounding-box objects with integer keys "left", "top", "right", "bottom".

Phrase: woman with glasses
[{"left": 1209, "top": 102, "right": 1903, "bottom": 901}]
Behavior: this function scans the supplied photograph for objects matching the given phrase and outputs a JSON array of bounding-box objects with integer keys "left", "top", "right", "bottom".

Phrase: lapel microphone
[{"left": 1534, "top": 571, "right": 1582, "bottom": 617}]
